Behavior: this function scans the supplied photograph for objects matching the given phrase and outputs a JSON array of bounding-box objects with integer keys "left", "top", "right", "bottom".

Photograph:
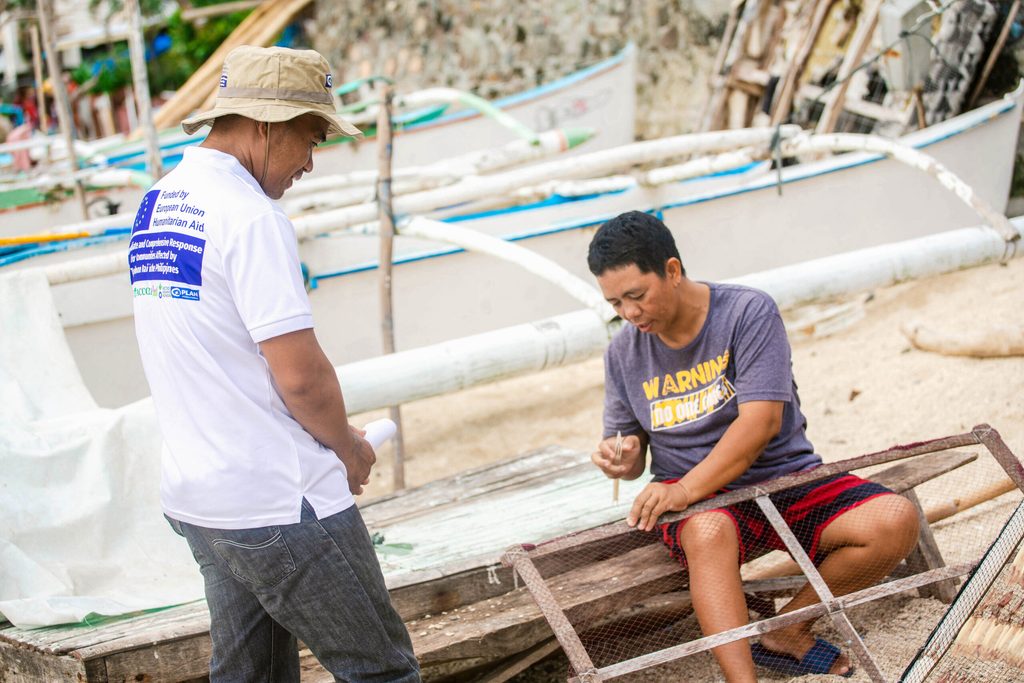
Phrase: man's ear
[{"left": 665, "top": 257, "right": 683, "bottom": 284}]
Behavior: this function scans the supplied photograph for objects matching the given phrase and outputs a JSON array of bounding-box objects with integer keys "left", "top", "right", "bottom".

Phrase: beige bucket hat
[{"left": 181, "top": 45, "right": 361, "bottom": 138}]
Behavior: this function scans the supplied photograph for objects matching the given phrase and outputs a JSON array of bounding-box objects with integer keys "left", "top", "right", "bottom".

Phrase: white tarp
[{"left": 0, "top": 269, "right": 202, "bottom": 628}]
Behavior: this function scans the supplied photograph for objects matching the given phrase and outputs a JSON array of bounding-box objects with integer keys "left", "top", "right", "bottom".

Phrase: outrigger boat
[
  {"left": 0, "top": 45, "right": 637, "bottom": 237},
  {"left": 5, "top": 83, "right": 1018, "bottom": 408}
]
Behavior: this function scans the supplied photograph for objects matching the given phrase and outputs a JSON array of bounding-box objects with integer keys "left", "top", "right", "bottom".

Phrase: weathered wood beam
[
  {"left": 771, "top": 0, "right": 834, "bottom": 125},
  {"left": 815, "top": 0, "right": 883, "bottom": 133},
  {"left": 522, "top": 434, "right": 981, "bottom": 566}
]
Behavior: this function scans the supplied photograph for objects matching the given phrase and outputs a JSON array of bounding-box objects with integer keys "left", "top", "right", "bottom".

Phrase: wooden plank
[
  {"left": 700, "top": 0, "right": 763, "bottom": 132},
  {"left": 390, "top": 563, "right": 520, "bottom": 621},
  {"left": 522, "top": 433, "right": 981, "bottom": 567},
  {"left": 0, "top": 603, "right": 210, "bottom": 658},
  {"left": 414, "top": 542, "right": 685, "bottom": 664},
  {"left": 771, "top": 0, "right": 834, "bottom": 125},
  {"left": 101, "top": 634, "right": 211, "bottom": 682},
  {"left": 868, "top": 450, "right": 977, "bottom": 492},
  {"left": 0, "top": 638, "right": 91, "bottom": 682},
  {"left": 815, "top": 0, "right": 883, "bottom": 134},
  {"left": 0, "top": 443, "right": 988, "bottom": 679},
  {"left": 362, "top": 446, "right": 586, "bottom": 528},
  {"left": 799, "top": 83, "right": 905, "bottom": 123},
  {"left": 474, "top": 638, "right": 560, "bottom": 683}
]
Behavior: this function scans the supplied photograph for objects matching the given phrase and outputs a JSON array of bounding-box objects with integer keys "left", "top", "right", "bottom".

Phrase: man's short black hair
[{"left": 587, "top": 210, "right": 684, "bottom": 278}]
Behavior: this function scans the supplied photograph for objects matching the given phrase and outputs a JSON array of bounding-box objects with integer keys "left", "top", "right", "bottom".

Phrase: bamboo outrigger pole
[
  {"left": 125, "top": 0, "right": 162, "bottom": 179},
  {"left": 376, "top": 84, "right": 407, "bottom": 491},
  {"left": 35, "top": 0, "right": 87, "bottom": 219}
]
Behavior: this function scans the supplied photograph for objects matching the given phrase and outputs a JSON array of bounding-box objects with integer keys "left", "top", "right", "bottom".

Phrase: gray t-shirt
[{"left": 603, "top": 282, "right": 821, "bottom": 488}]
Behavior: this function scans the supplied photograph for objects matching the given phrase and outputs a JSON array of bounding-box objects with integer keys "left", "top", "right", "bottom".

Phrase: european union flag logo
[{"left": 133, "top": 189, "right": 160, "bottom": 235}]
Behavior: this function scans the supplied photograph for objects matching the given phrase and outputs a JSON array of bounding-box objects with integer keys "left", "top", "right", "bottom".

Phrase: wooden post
[
  {"left": 699, "top": 0, "right": 761, "bottom": 132},
  {"left": 968, "top": 0, "right": 1020, "bottom": 110},
  {"left": 35, "top": 0, "right": 87, "bottom": 219},
  {"left": 771, "top": 0, "right": 834, "bottom": 126},
  {"left": 815, "top": 0, "right": 882, "bottom": 134},
  {"left": 29, "top": 23, "right": 50, "bottom": 162},
  {"left": 376, "top": 84, "right": 407, "bottom": 491},
  {"left": 125, "top": 0, "right": 162, "bottom": 178}
]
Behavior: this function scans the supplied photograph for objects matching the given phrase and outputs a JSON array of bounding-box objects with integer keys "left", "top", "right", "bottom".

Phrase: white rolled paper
[{"left": 362, "top": 418, "right": 397, "bottom": 449}]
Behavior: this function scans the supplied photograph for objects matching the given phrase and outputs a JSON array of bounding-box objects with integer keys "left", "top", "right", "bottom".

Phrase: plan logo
[
  {"left": 325, "top": 73, "right": 333, "bottom": 89},
  {"left": 219, "top": 70, "right": 228, "bottom": 88},
  {"left": 170, "top": 286, "right": 200, "bottom": 301}
]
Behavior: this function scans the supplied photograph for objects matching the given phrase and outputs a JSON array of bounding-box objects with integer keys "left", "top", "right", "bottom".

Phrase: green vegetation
[{"left": 146, "top": 3, "right": 252, "bottom": 95}]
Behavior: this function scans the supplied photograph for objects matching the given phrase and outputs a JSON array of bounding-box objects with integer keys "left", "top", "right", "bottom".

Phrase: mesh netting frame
[{"left": 500, "top": 424, "right": 1024, "bottom": 683}]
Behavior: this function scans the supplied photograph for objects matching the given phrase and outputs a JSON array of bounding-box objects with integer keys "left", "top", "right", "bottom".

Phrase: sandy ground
[{"left": 352, "top": 255, "right": 1024, "bottom": 682}]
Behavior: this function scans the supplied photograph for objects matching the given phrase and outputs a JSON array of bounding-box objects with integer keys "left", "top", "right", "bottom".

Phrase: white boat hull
[
  {"left": 0, "top": 46, "right": 637, "bottom": 237},
  {"left": 17, "top": 88, "right": 1022, "bottom": 408}
]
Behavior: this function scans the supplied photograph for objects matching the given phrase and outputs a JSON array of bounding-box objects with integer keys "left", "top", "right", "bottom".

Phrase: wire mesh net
[{"left": 502, "top": 427, "right": 1024, "bottom": 682}]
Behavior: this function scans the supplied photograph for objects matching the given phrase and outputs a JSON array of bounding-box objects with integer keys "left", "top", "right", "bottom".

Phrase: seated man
[{"left": 588, "top": 211, "right": 919, "bottom": 680}]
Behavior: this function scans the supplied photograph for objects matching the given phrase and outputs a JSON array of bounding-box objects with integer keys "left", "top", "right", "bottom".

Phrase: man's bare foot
[{"left": 758, "top": 631, "right": 851, "bottom": 676}]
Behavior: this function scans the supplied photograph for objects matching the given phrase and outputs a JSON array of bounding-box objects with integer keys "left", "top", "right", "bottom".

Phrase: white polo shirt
[{"left": 130, "top": 146, "right": 353, "bottom": 529}]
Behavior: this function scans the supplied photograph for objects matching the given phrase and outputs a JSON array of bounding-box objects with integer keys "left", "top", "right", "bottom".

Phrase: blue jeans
[{"left": 167, "top": 500, "right": 420, "bottom": 682}]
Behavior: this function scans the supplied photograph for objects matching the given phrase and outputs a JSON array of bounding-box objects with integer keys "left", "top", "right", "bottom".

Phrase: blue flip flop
[{"left": 751, "top": 638, "right": 854, "bottom": 678}]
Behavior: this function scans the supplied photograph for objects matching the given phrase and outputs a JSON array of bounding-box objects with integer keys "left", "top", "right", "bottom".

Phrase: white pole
[
  {"left": 292, "top": 126, "right": 805, "bottom": 241},
  {"left": 400, "top": 216, "right": 615, "bottom": 321},
  {"left": 30, "top": 129, "right": 1020, "bottom": 283},
  {"left": 336, "top": 309, "right": 618, "bottom": 415},
  {"left": 327, "top": 218, "right": 1022, "bottom": 415},
  {"left": 36, "top": 0, "right": 86, "bottom": 217},
  {"left": 125, "top": 0, "right": 162, "bottom": 179}
]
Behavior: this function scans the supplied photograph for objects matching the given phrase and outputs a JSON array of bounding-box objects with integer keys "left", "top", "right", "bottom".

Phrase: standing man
[
  {"left": 588, "top": 211, "right": 919, "bottom": 680},
  {"left": 129, "top": 46, "right": 420, "bottom": 681}
]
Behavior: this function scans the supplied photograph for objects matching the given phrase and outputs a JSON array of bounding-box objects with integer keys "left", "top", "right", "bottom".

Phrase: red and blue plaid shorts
[{"left": 659, "top": 473, "right": 892, "bottom": 568}]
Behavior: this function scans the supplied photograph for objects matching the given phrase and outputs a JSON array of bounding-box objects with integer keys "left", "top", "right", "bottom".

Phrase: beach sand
[{"left": 352, "top": 255, "right": 1024, "bottom": 681}]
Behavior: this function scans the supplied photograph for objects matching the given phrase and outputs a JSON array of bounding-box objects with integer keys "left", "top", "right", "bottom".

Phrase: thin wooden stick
[
  {"left": 36, "top": 0, "right": 87, "bottom": 220},
  {"left": 612, "top": 430, "right": 622, "bottom": 503},
  {"left": 700, "top": 0, "right": 763, "bottom": 132},
  {"left": 968, "top": 0, "right": 1020, "bottom": 110},
  {"left": 815, "top": 0, "right": 883, "bottom": 134},
  {"left": 771, "top": 0, "right": 834, "bottom": 125},
  {"left": 28, "top": 25, "right": 49, "bottom": 146},
  {"left": 501, "top": 546, "right": 601, "bottom": 681},
  {"left": 125, "top": 0, "right": 162, "bottom": 179},
  {"left": 376, "top": 84, "right": 406, "bottom": 491},
  {"left": 927, "top": 478, "right": 1018, "bottom": 524},
  {"left": 756, "top": 495, "right": 887, "bottom": 681}
]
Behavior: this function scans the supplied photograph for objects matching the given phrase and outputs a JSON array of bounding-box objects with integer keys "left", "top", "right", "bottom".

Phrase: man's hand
[
  {"left": 627, "top": 481, "right": 692, "bottom": 532},
  {"left": 343, "top": 430, "right": 375, "bottom": 495},
  {"left": 592, "top": 434, "right": 643, "bottom": 479}
]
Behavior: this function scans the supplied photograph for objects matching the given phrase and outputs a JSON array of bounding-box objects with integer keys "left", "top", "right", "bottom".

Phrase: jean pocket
[{"left": 209, "top": 527, "right": 296, "bottom": 590}]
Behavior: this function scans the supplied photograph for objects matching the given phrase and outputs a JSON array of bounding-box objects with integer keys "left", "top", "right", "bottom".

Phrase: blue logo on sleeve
[{"left": 132, "top": 189, "right": 160, "bottom": 234}]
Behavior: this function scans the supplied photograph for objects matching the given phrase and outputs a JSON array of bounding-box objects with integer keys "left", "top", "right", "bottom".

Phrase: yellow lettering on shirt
[{"left": 642, "top": 377, "right": 661, "bottom": 401}]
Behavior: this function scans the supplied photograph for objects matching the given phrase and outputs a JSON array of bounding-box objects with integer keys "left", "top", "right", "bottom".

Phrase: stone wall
[{"left": 311, "top": 0, "right": 729, "bottom": 140}]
